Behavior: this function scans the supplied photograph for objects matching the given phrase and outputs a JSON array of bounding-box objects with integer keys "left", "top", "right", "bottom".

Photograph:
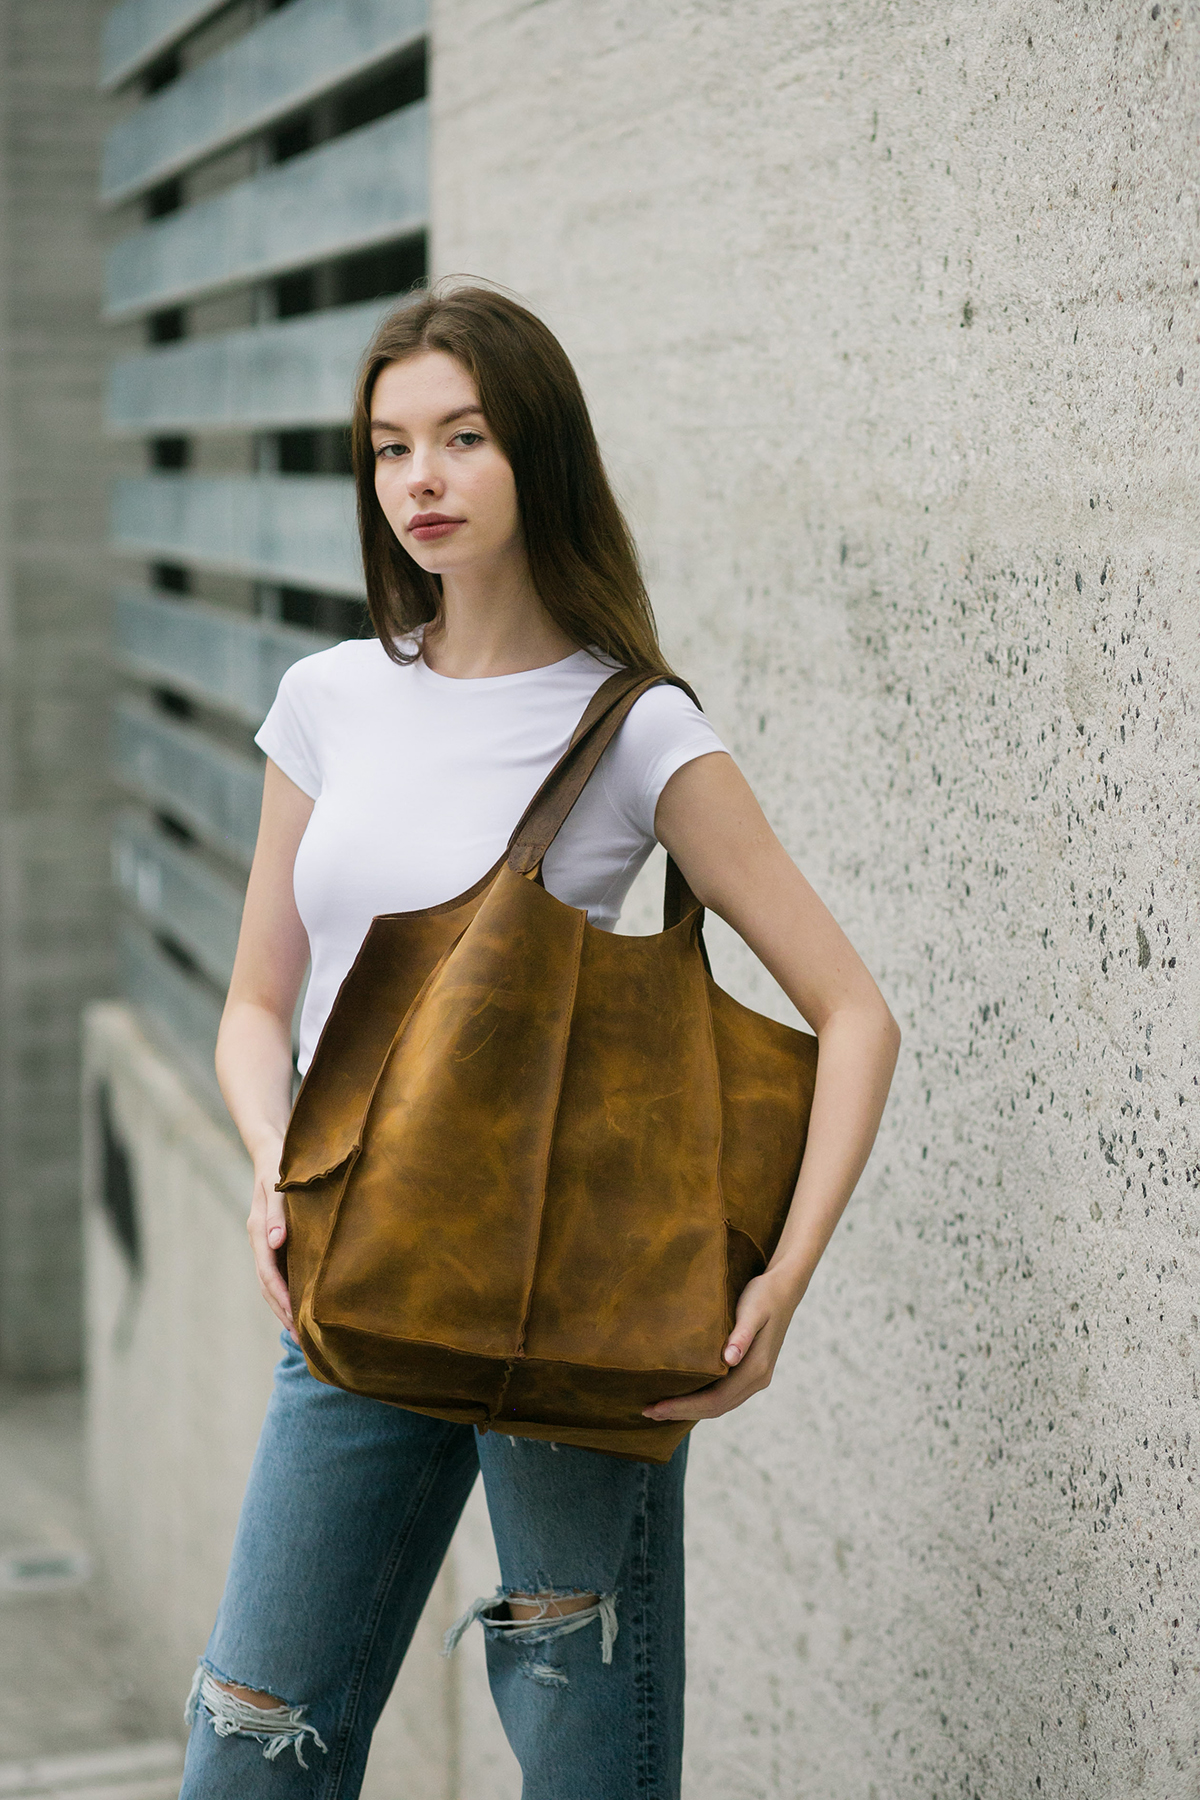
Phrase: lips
[{"left": 408, "top": 513, "right": 465, "bottom": 542}]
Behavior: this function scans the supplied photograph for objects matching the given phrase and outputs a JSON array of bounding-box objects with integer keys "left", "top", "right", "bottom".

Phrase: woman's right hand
[{"left": 247, "top": 1135, "right": 296, "bottom": 1340}]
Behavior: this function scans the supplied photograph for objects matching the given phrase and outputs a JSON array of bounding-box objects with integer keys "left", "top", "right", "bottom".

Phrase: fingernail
[
  {"left": 268, "top": 1227, "right": 283, "bottom": 1245},
  {"left": 724, "top": 1346, "right": 741, "bottom": 1364}
]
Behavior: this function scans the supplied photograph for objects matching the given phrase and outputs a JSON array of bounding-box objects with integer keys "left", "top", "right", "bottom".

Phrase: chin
[
  {"left": 410, "top": 542, "right": 483, "bottom": 578},
  {"left": 412, "top": 552, "right": 464, "bottom": 578},
  {"left": 403, "top": 543, "right": 451, "bottom": 575}
]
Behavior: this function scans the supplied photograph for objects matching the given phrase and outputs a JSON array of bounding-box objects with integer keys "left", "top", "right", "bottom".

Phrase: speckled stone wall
[{"left": 432, "top": 3, "right": 1200, "bottom": 1793}]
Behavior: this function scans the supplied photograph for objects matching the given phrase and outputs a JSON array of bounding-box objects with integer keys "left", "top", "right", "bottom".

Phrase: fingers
[
  {"left": 255, "top": 1253, "right": 293, "bottom": 1332},
  {"left": 264, "top": 1182, "right": 287, "bottom": 1252},
  {"left": 722, "top": 1287, "right": 772, "bottom": 1367},
  {"left": 642, "top": 1350, "right": 771, "bottom": 1422},
  {"left": 723, "top": 1310, "right": 770, "bottom": 1360},
  {"left": 247, "top": 1180, "right": 294, "bottom": 1334},
  {"left": 260, "top": 1276, "right": 293, "bottom": 1335},
  {"left": 644, "top": 1273, "right": 792, "bottom": 1422}
]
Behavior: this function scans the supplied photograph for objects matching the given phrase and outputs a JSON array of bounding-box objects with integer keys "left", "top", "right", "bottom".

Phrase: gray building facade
[{"left": 0, "top": 0, "right": 117, "bottom": 1377}]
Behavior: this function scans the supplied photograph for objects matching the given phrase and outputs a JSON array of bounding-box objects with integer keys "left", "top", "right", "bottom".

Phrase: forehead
[{"left": 370, "top": 351, "right": 478, "bottom": 421}]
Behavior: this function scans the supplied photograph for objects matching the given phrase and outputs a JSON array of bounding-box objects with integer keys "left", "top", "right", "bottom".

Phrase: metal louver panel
[
  {"left": 112, "top": 475, "right": 364, "bottom": 596},
  {"left": 113, "top": 698, "right": 264, "bottom": 866},
  {"left": 115, "top": 586, "right": 334, "bottom": 727},
  {"left": 105, "top": 104, "right": 428, "bottom": 319},
  {"left": 118, "top": 922, "right": 225, "bottom": 1106},
  {"left": 103, "top": 0, "right": 427, "bottom": 204},
  {"left": 113, "top": 810, "right": 245, "bottom": 990},
  {"left": 101, "top": 0, "right": 228, "bottom": 90},
  {"left": 106, "top": 300, "right": 397, "bottom": 434}
]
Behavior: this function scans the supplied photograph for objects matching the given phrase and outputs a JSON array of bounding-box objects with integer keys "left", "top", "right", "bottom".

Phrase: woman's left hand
[{"left": 641, "top": 1266, "right": 807, "bottom": 1422}]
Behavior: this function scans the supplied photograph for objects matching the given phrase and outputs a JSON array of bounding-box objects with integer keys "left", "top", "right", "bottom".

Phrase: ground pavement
[{"left": 0, "top": 1380, "right": 183, "bottom": 1799}]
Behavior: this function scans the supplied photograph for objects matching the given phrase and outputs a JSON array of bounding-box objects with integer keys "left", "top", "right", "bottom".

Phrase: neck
[{"left": 423, "top": 549, "right": 579, "bottom": 679}]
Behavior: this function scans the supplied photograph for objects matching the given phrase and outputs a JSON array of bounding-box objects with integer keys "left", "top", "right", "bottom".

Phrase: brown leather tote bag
[{"left": 279, "top": 670, "right": 818, "bottom": 1463}]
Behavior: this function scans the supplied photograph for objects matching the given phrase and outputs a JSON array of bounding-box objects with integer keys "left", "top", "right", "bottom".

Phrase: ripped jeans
[{"left": 179, "top": 1334, "right": 687, "bottom": 1799}]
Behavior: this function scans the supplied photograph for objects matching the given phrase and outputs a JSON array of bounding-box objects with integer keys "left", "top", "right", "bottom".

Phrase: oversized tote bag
[{"left": 279, "top": 670, "right": 818, "bottom": 1462}]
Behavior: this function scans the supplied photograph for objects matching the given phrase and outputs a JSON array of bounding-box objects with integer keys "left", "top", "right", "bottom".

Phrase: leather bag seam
[
  {"left": 304, "top": 906, "right": 507, "bottom": 1328},
  {"left": 295, "top": 909, "right": 482, "bottom": 1185},
  {"left": 282, "top": 892, "right": 496, "bottom": 1173},
  {"left": 698, "top": 936, "right": 735, "bottom": 1348},
  {"left": 316, "top": 1316, "right": 720, "bottom": 1379},
  {"left": 294, "top": 1145, "right": 360, "bottom": 1352},
  {"left": 489, "top": 902, "right": 588, "bottom": 1423}
]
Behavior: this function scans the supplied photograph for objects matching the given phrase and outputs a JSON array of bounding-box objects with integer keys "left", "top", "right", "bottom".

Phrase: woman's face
[{"left": 370, "top": 351, "right": 522, "bottom": 579}]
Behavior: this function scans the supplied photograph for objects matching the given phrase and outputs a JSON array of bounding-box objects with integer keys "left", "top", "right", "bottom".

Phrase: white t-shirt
[{"left": 255, "top": 638, "right": 726, "bottom": 1073}]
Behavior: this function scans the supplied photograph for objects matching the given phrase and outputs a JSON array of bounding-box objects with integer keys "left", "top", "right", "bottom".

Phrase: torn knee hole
[
  {"left": 505, "top": 1590, "right": 599, "bottom": 1621},
  {"left": 443, "top": 1589, "right": 619, "bottom": 1664},
  {"left": 209, "top": 1678, "right": 286, "bottom": 1710},
  {"left": 185, "top": 1665, "right": 328, "bottom": 1768}
]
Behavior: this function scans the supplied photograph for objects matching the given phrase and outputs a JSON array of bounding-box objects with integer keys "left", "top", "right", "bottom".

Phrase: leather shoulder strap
[{"left": 506, "top": 669, "right": 704, "bottom": 929}]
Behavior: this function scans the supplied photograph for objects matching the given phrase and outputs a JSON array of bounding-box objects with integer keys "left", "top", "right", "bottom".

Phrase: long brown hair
[{"left": 351, "top": 282, "right": 672, "bottom": 675}]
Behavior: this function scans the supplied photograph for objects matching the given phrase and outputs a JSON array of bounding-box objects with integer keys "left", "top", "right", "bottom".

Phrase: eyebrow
[{"left": 369, "top": 405, "right": 485, "bottom": 433}]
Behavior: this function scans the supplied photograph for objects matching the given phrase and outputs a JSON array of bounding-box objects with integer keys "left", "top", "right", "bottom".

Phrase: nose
[{"left": 405, "top": 442, "right": 443, "bottom": 499}]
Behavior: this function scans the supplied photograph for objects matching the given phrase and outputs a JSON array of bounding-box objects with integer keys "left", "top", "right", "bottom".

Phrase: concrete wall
[
  {"left": 0, "top": 0, "right": 123, "bottom": 1376},
  {"left": 432, "top": 3, "right": 1200, "bottom": 1795},
  {"left": 82, "top": 1001, "right": 522, "bottom": 1797}
]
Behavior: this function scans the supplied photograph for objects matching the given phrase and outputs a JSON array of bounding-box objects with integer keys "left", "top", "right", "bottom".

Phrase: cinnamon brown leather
[{"left": 279, "top": 672, "right": 818, "bottom": 1463}]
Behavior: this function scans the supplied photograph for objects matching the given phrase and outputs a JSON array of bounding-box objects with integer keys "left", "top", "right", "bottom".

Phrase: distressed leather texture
[{"left": 279, "top": 671, "right": 818, "bottom": 1463}]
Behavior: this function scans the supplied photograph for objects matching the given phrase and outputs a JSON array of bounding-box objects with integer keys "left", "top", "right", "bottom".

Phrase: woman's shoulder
[
  {"left": 585, "top": 674, "right": 725, "bottom": 838},
  {"left": 621, "top": 675, "right": 710, "bottom": 735},
  {"left": 275, "top": 634, "right": 409, "bottom": 705},
  {"left": 605, "top": 674, "right": 725, "bottom": 777}
]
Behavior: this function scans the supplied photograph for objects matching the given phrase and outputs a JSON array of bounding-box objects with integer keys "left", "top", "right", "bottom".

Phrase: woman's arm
[
  {"left": 215, "top": 759, "right": 314, "bottom": 1336},
  {"left": 642, "top": 751, "right": 901, "bottom": 1422}
]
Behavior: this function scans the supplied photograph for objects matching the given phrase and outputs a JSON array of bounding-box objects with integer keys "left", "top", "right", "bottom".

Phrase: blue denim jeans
[{"left": 179, "top": 1336, "right": 687, "bottom": 1799}]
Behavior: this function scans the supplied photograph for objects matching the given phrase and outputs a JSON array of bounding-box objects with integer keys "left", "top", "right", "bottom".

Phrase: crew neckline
[{"left": 412, "top": 645, "right": 605, "bottom": 688}]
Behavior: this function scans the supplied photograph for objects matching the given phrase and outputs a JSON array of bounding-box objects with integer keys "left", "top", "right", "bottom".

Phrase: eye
[
  {"left": 452, "top": 429, "right": 485, "bottom": 447},
  {"left": 375, "top": 441, "right": 408, "bottom": 459}
]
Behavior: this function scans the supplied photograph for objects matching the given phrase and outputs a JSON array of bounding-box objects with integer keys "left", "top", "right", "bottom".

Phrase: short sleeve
[
  {"left": 598, "top": 683, "right": 728, "bottom": 842},
  {"left": 255, "top": 659, "right": 323, "bottom": 798}
]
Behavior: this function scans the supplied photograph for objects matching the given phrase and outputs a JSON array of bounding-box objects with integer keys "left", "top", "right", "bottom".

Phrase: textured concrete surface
[
  {"left": 0, "top": 0, "right": 129, "bottom": 1376},
  {"left": 0, "top": 1379, "right": 146, "bottom": 1764},
  {"left": 432, "top": 3, "right": 1200, "bottom": 1794}
]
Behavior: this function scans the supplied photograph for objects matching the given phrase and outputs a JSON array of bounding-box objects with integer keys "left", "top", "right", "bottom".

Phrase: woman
[{"left": 180, "top": 284, "right": 899, "bottom": 1800}]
